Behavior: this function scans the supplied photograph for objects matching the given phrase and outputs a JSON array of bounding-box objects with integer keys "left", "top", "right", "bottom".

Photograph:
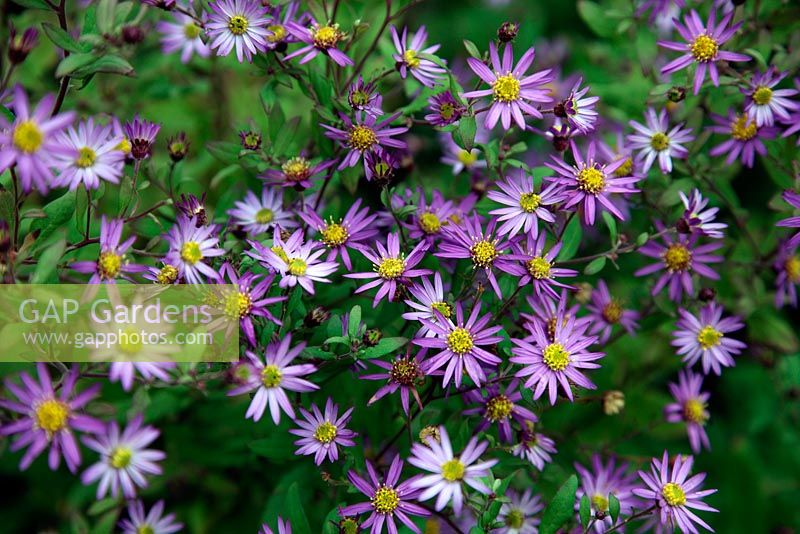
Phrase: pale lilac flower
[
  {"left": 51, "top": 118, "right": 125, "bottom": 190},
  {"left": 341, "top": 455, "right": 429, "bottom": 533},
  {"left": 658, "top": 9, "right": 750, "bottom": 94},
  {"left": 390, "top": 25, "right": 446, "bottom": 87},
  {"left": 585, "top": 280, "right": 639, "bottom": 344},
  {"left": 414, "top": 301, "right": 503, "bottom": 388},
  {"left": 575, "top": 454, "right": 640, "bottom": 533},
  {"left": 298, "top": 199, "right": 379, "bottom": 269},
  {"left": 510, "top": 423, "right": 557, "bottom": 470},
  {"left": 290, "top": 398, "right": 356, "bottom": 465},
  {"left": 363, "top": 350, "right": 426, "bottom": 415},
  {"left": 672, "top": 303, "right": 746, "bottom": 375},
  {"left": 633, "top": 452, "right": 718, "bottom": 534},
  {"left": 463, "top": 42, "right": 554, "bottom": 130},
  {"left": 156, "top": 9, "right": 210, "bottom": 63},
  {"left": 206, "top": 0, "right": 271, "bottom": 63},
  {"left": 504, "top": 232, "right": 577, "bottom": 299},
  {"left": 774, "top": 242, "right": 799, "bottom": 308},
  {"left": 0, "top": 85, "right": 75, "bottom": 193},
  {"left": 488, "top": 170, "right": 563, "bottom": 237},
  {"left": 285, "top": 19, "right": 353, "bottom": 66},
  {"left": 426, "top": 91, "right": 465, "bottom": 126},
  {"left": 557, "top": 77, "right": 599, "bottom": 133},
  {"left": 322, "top": 112, "right": 408, "bottom": 179},
  {"left": 678, "top": 189, "right": 727, "bottom": 239},
  {"left": 440, "top": 131, "right": 488, "bottom": 175},
  {"left": 403, "top": 273, "right": 452, "bottom": 337},
  {"left": 743, "top": 68, "right": 798, "bottom": 126},
  {"left": 707, "top": 109, "right": 777, "bottom": 168},
  {"left": 119, "top": 500, "right": 183, "bottom": 534},
  {"left": 408, "top": 426, "right": 498, "bottom": 515},
  {"left": 81, "top": 415, "right": 165, "bottom": 499},
  {"left": 71, "top": 216, "right": 146, "bottom": 283},
  {"left": 260, "top": 156, "right": 335, "bottom": 190},
  {"left": 627, "top": 108, "right": 694, "bottom": 174},
  {"left": 462, "top": 379, "right": 537, "bottom": 443},
  {"left": 345, "top": 232, "right": 431, "bottom": 307},
  {"left": 665, "top": 370, "right": 711, "bottom": 453},
  {"left": 0, "top": 364, "right": 103, "bottom": 472},
  {"left": 164, "top": 215, "right": 225, "bottom": 284},
  {"left": 228, "top": 334, "right": 317, "bottom": 423},
  {"left": 777, "top": 189, "right": 800, "bottom": 249},
  {"left": 227, "top": 187, "right": 297, "bottom": 234},
  {"left": 123, "top": 116, "right": 161, "bottom": 160},
  {"left": 497, "top": 489, "right": 543, "bottom": 534},
  {"left": 109, "top": 362, "right": 175, "bottom": 392},
  {"left": 261, "top": 518, "right": 291, "bottom": 534},
  {"left": 404, "top": 189, "right": 461, "bottom": 247}
]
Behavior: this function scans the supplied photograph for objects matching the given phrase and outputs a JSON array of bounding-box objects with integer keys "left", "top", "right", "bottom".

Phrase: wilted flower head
[{"left": 123, "top": 116, "right": 161, "bottom": 160}]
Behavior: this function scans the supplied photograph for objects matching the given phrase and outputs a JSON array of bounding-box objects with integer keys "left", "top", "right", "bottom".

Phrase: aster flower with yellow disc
[
  {"left": 672, "top": 302, "right": 745, "bottom": 376},
  {"left": 585, "top": 279, "right": 640, "bottom": 344},
  {"left": 262, "top": 0, "right": 303, "bottom": 51},
  {"left": 390, "top": 25, "right": 447, "bottom": 87},
  {"left": 298, "top": 198, "right": 379, "bottom": 270},
  {"left": 462, "top": 379, "right": 538, "bottom": 443},
  {"left": 71, "top": 216, "right": 147, "bottom": 284},
  {"left": 707, "top": 108, "right": 777, "bottom": 168},
  {"left": 155, "top": 7, "right": 210, "bottom": 64},
  {"left": 742, "top": 67, "right": 799, "bottom": 127},
  {"left": 665, "top": 370, "right": 711, "bottom": 454},
  {"left": 290, "top": 398, "right": 356, "bottom": 465},
  {"left": 206, "top": 0, "right": 271, "bottom": 63},
  {"left": 510, "top": 422, "right": 557, "bottom": 471},
  {"left": 285, "top": 18, "right": 353, "bottom": 66},
  {"left": 502, "top": 232, "right": 578, "bottom": 299},
  {"left": 497, "top": 489, "right": 543, "bottom": 534},
  {"left": 487, "top": 169, "right": 564, "bottom": 238},
  {"left": 119, "top": 500, "right": 183, "bottom": 534},
  {"left": 574, "top": 454, "right": 640, "bottom": 533},
  {"left": 774, "top": 241, "right": 800, "bottom": 308},
  {"left": 260, "top": 155, "right": 335, "bottom": 190},
  {"left": 403, "top": 189, "right": 461, "bottom": 247},
  {"left": 227, "top": 187, "right": 297, "bottom": 235},
  {"left": 402, "top": 272, "right": 453, "bottom": 337},
  {"left": 50, "top": 117, "right": 126, "bottom": 191},
  {"left": 627, "top": 107, "right": 694, "bottom": 174},
  {"left": 164, "top": 215, "right": 225, "bottom": 284},
  {"left": 363, "top": 348, "right": 428, "bottom": 416},
  {"left": 777, "top": 189, "right": 800, "bottom": 249}
]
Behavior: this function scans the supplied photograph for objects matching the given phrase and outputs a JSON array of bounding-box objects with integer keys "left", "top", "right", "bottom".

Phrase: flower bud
[
  {"left": 239, "top": 130, "right": 262, "bottom": 150},
  {"left": 8, "top": 26, "right": 38, "bottom": 65},
  {"left": 667, "top": 85, "right": 686, "bottom": 103},
  {"left": 552, "top": 134, "right": 570, "bottom": 153},
  {"left": 121, "top": 25, "right": 146, "bottom": 44},
  {"left": 698, "top": 287, "right": 716, "bottom": 302},
  {"left": 363, "top": 328, "right": 382, "bottom": 347},
  {"left": 304, "top": 306, "right": 330, "bottom": 327},
  {"left": 675, "top": 217, "right": 691, "bottom": 234},
  {"left": 603, "top": 390, "right": 625, "bottom": 415},
  {"left": 167, "top": 132, "right": 190, "bottom": 162},
  {"left": 497, "top": 22, "right": 519, "bottom": 43}
]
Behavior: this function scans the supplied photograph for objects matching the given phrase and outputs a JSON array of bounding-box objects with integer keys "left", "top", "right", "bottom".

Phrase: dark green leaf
[
  {"left": 558, "top": 216, "right": 583, "bottom": 261},
  {"left": 286, "top": 483, "right": 312, "bottom": 534},
  {"left": 539, "top": 474, "right": 578, "bottom": 534},
  {"left": 454, "top": 114, "right": 477, "bottom": 152},
  {"left": 584, "top": 256, "right": 607, "bottom": 275},
  {"left": 42, "top": 22, "right": 91, "bottom": 53},
  {"left": 579, "top": 494, "right": 591, "bottom": 528},
  {"left": 609, "top": 493, "right": 621, "bottom": 523}
]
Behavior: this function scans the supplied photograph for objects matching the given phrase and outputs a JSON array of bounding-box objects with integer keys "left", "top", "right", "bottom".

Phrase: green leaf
[
  {"left": 347, "top": 305, "right": 362, "bottom": 338},
  {"left": 602, "top": 211, "right": 618, "bottom": 244},
  {"left": 340, "top": 166, "right": 361, "bottom": 195},
  {"left": 539, "top": 474, "right": 578, "bottom": 534},
  {"left": 87, "top": 498, "right": 118, "bottom": 516},
  {"left": 636, "top": 232, "right": 649, "bottom": 246},
  {"left": 609, "top": 493, "right": 621, "bottom": 523},
  {"left": 584, "top": 256, "right": 607, "bottom": 275},
  {"left": 286, "top": 483, "right": 312, "bottom": 534},
  {"left": 558, "top": 216, "right": 583, "bottom": 261},
  {"left": 70, "top": 55, "right": 135, "bottom": 78},
  {"left": 12, "top": 0, "right": 51, "bottom": 9},
  {"left": 579, "top": 495, "right": 591, "bottom": 528},
  {"left": 360, "top": 337, "right": 407, "bottom": 359},
  {"left": 463, "top": 39, "right": 482, "bottom": 59},
  {"left": 55, "top": 53, "right": 99, "bottom": 78},
  {"left": 30, "top": 234, "right": 66, "bottom": 283},
  {"left": 577, "top": 1, "right": 617, "bottom": 37},
  {"left": 30, "top": 190, "right": 76, "bottom": 246},
  {"left": 42, "top": 22, "right": 91, "bottom": 53},
  {"left": 96, "top": 0, "right": 118, "bottom": 34},
  {"left": 454, "top": 114, "right": 477, "bottom": 152}
]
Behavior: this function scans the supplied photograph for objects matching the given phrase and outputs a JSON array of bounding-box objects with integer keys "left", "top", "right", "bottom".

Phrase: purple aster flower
[
  {"left": 348, "top": 76, "right": 383, "bottom": 117},
  {"left": 658, "top": 8, "right": 750, "bottom": 94},
  {"left": 408, "top": 425, "right": 498, "bottom": 515},
  {"left": 633, "top": 451, "right": 718, "bottom": 534},
  {"left": 0, "top": 85, "right": 75, "bottom": 193},
  {"left": 510, "top": 422, "right": 557, "bottom": 470},
  {"left": 298, "top": 198, "right": 379, "bottom": 269},
  {"left": 707, "top": 108, "right": 777, "bottom": 168},
  {"left": 627, "top": 108, "right": 694, "bottom": 174},
  {"left": 81, "top": 415, "right": 164, "bottom": 499},
  {"left": 262, "top": 0, "right": 303, "bottom": 51},
  {"left": 665, "top": 370, "right": 711, "bottom": 453},
  {"left": 414, "top": 301, "right": 503, "bottom": 388},
  {"left": 511, "top": 305, "right": 604, "bottom": 405},
  {"left": 260, "top": 156, "right": 335, "bottom": 190},
  {"left": 637, "top": 0, "right": 686, "bottom": 31},
  {"left": 585, "top": 280, "right": 639, "bottom": 344},
  {"left": 261, "top": 518, "right": 291, "bottom": 534},
  {"left": 119, "top": 500, "right": 183, "bottom": 534},
  {"left": 156, "top": 9, "right": 210, "bottom": 63},
  {"left": 50, "top": 117, "right": 125, "bottom": 190},
  {"left": 109, "top": 362, "right": 175, "bottom": 392},
  {"left": 436, "top": 214, "right": 511, "bottom": 297},
  {"left": 364, "top": 148, "right": 401, "bottom": 184},
  {"left": 363, "top": 349, "right": 427, "bottom": 415},
  {"left": 440, "top": 131, "right": 489, "bottom": 175},
  {"left": 487, "top": 170, "right": 564, "bottom": 238},
  {"left": 176, "top": 192, "right": 208, "bottom": 227},
  {"left": 322, "top": 112, "right": 408, "bottom": 179},
  {"left": 227, "top": 187, "right": 297, "bottom": 234},
  {"left": 341, "top": 454, "right": 430, "bottom": 533},
  {"left": 206, "top": 0, "right": 271, "bottom": 63},
  {"left": 404, "top": 189, "right": 461, "bottom": 247},
  {"left": 390, "top": 25, "right": 446, "bottom": 87},
  {"left": 425, "top": 91, "right": 465, "bottom": 126},
  {"left": 71, "top": 216, "right": 146, "bottom": 283},
  {"left": 777, "top": 189, "right": 800, "bottom": 249},
  {"left": 247, "top": 228, "right": 339, "bottom": 294},
  {"left": 462, "top": 379, "right": 538, "bottom": 443},
  {"left": 743, "top": 67, "right": 799, "bottom": 126},
  {"left": 575, "top": 454, "right": 640, "bottom": 533},
  {"left": 634, "top": 223, "right": 723, "bottom": 301},
  {"left": 597, "top": 131, "right": 643, "bottom": 182},
  {"left": 503, "top": 232, "right": 577, "bottom": 299},
  {"left": 520, "top": 289, "right": 591, "bottom": 343},
  {"left": 123, "top": 116, "right": 161, "bottom": 160},
  {"left": 556, "top": 77, "right": 600, "bottom": 133},
  {"left": 285, "top": 19, "right": 353, "bottom": 67},
  {"left": 0, "top": 364, "right": 103, "bottom": 472},
  {"left": 463, "top": 42, "right": 554, "bottom": 130},
  {"left": 403, "top": 273, "right": 453, "bottom": 337},
  {"left": 497, "top": 489, "right": 543, "bottom": 534},
  {"left": 344, "top": 232, "right": 431, "bottom": 307},
  {"left": 678, "top": 189, "right": 727, "bottom": 239},
  {"left": 672, "top": 302, "right": 746, "bottom": 375},
  {"left": 164, "top": 215, "right": 225, "bottom": 284},
  {"left": 289, "top": 398, "right": 357, "bottom": 465},
  {"left": 228, "top": 334, "right": 317, "bottom": 423},
  {"left": 774, "top": 242, "right": 799, "bottom": 308}
]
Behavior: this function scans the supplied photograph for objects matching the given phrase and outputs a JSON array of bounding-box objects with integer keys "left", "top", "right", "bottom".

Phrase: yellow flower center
[
  {"left": 785, "top": 256, "right": 800, "bottom": 282},
  {"left": 227, "top": 14, "right": 249, "bottom": 36},
  {"left": 98, "top": 251, "right": 122, "bottom": 279},
  {"left": 34, "top": 399, "right": 69, "bottom": 434},
  {"left": 313, "top": 421, "right": 338, "bottom": 444},
  {"left": 650, "top": 132, "right": 670, "bottom": 151},
  {"left": 390, "top": 357, "right": 420, "bottom": 386},
  {"left": 753, "top": 86, "right": 773, "bottom": 106},
  {"left": 592, "top": 494, "right": 610, "bottom": 513},
  {"left": 224, "top": 290, "right": 252, "bottom": 319},
  {"left": 683, "top": 398, "right": 708, "bottom": 424},
  {"left": 614, "top": 157, "right": 633, "bottom": 177},
  {"left": 447, "top": 327, "right": 474, "bottom": 355},
  {"left": 184, "top": 22, "right": 201, "bottom": 39},
  {"left": 288, "top": 258, "right": 307, "bottom": 276},
  {"left": 271, "top": 245, "right": 289, "bottom": 264},
  {"left": 419, "top": 212, "right": 442, "bottom": 234},
  {"left": 156, "top": 264, "right": 178, "bottom": 284},
  {"left": 12, "top": 120, "right": 44, "bottom": 153},
  {"left": 439, "top": 103, "right": 455, "bottom": 120},
  {"left": 661, "top": 482, "right": 687, "bottom": 506},
  {"left": 430, "top": 301, "right": 452, "bottom": 318},
  {"left": 690, "top": 34, "right": 719, "bottom": 62},
  {"left": 470, "top": 240, "right": 498, "bottom": 268},
  {"left": 372, "top": 485, "right": 400, "bottom": 514},
  {"left": 492, "top": 73, "right": 521, "bottom": 103},
  {"left": 322, "top": 222, "right": 349, "bottom": 247},
  {"left": 261, "top": 364, "right": 283, "bottom": 388},
  {"left": 378, "top": 257, "right": 405, "bottom": 279},
  {"left": 180, "top": 241, "right": 203, "bottom": 265},
  {"left": 519, "top": 192, "right": 542, "bottom": 213},
  {"left": 312, "top": 24, "right": 341, "bottom": 49},
  {"left": 118, "top": 326, "right": 143, "bottom": 354},
  {"left": 696, "top": 325, "right": 723, "bottom": 349},
  {"left": 403, "top": 49, "right": 421, "bottom": 68},
  {"left": 505, "top": 509, "right": 525, "bottom": 529},
  {"left": 662, "top": 244, "right": 691, "bottom": 272},
  {"left": 110, "top": 446, "right": 133, "bottom": 469},
  {"left": 526, "top": 256, "right": 551, "bottom": 279},
  {"left": 457, "top": 149, "right": 478, "bottom": 166},
  {"left": 440, "top": 458, "right": 465, "bottom": 481},
  {"left": 543, "top": 342, "right": 570, "bottom": 371},
  {"left": 116, "top": 137, "right": 132, "bottom": 155},
  {"left": 255, "top": 208, "right": 274, "bottom": 225},
  {"left": 282, "top": 157, "right": 311, "bottom": 181},
  {"left": 75, "top": 146, "right": 97, "bottom": 168},
  {"left": 137, "top": 526, "right": 155, "bottom": 534},
  {"left": 731, "top": 114, "right": 758, "bottom": 141},
  {"left": 485, "top": 395, "right": 514, "bottom": 422},
  {"left": 347, "top": 125, "right": 377, "bottom": 152},
  {"left": 578, "top": 166, "right": 605, "bottom": 194},
  {"left": 267, "top": 23, "right": 286, "bottom": 43},
  {"left": 602, "top": 301, "right": 623, "bottom": 324}
]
